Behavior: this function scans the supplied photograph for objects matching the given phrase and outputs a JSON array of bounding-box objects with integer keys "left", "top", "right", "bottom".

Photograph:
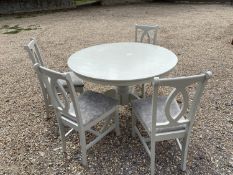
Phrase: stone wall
[
  {"left": 0, "top": 0, "right": 231, "bottom": 14},
  {"left": 101, "top": 0, "right": 152, "bottom": 5},
  {"left": 101, "top": 0, "right": 231, "bottom": 5},
  {"left": 0, "top": 0, "right": 75, "bottom": 15},
  {"left": 174, "top": 0, "right": 230, "bottom": 3}
]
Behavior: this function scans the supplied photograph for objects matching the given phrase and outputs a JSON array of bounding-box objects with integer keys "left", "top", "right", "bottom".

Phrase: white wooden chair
[
  {"left": 131, "top": 71, "right": 212, "bottom": 174},
  {"left": 34, "top": 63, "right": 120, "bottom": 166},
  {"left": 135, "top": 24, "right": 159, "bottom": 45},
  {"left": 135, "top": 24, "right": 159, "bottom": 98},
  {"left": 24, "top": 38, "right": 84, "bottom": 118}
]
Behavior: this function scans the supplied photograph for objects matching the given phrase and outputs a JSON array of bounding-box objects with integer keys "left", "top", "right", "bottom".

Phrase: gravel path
[{"left": 0, "top": 3, "right": 232, "bottom": 175}]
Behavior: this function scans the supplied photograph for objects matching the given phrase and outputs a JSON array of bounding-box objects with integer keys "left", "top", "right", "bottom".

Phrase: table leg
[
  {"left": 105, "top": 86, "right": 141, "bottom": 105},
  {"left": 116, "top": 86, "right": 130, "bottom": 105}
]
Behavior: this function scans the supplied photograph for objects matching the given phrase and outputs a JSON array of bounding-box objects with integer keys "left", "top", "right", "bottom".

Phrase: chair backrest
[
  {"left": 24, "top": 38, "right": 49, "bottom": 107},
  {"left": 24, "top": 38, "right": 45, "bottom": 66},
  {"left": 135, "top": 24, "right": 159, "bottom": 45},
  {"left": 151, "top": 71, "right": 212, "bottom": 134},
  {"left": 33, "top": 63, "right": 83, "bottom": 124}
]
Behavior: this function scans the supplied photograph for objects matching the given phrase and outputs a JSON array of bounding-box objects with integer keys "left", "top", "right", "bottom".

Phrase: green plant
[{"left": 0, "top": 24, "right": 41, "bottom": 34}]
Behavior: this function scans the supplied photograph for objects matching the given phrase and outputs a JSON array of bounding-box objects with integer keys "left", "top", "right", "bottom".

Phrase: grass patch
[
  {"left": 0, "top": 24, "right": 41, "bottom": 34},
  {"left": 74, "top": 0, "right": 99, "bottom": 6}
]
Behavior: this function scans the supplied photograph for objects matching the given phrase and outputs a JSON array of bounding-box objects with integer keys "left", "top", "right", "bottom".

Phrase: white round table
[{"left": 68, "top": 42, "right": 178, "bottom": 104}]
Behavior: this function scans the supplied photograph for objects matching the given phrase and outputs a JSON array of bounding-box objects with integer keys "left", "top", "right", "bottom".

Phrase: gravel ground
[{"left": 0, "top": 3, "right": 233, "bottom": 175}]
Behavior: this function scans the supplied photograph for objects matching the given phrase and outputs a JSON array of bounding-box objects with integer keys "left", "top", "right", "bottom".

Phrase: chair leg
[
  {"left": 181, "top": 135, "right": 190, "bottom": 171},
  {"left": 42, "top": 93, "right": 51, "bottom": 118},
  {"left": 141, "top": 84, "right": 145, "bottom": 98},
  {"left": 44, "top": 101, "right": 50, "bottom": 118},
  {"left": 79, "top": 130, "right": 87, "bottom": 166},
  {"left": 114, "top": 110, "right": 120, "bottom": 136},
  {"left": 130, "top": 86, "right": 135, "bottom": 94},
  {"left": 57, "top": 115, "right": 66, "bottom": 153},
  {"left": 40, "top": 80, "right": 51, "bottom": 118},
  {"left": 132, "top": 112, "right": 136, "bottom": 137},
  {"left": 151, "top": 140, "right": 156, "bottom": 175}
]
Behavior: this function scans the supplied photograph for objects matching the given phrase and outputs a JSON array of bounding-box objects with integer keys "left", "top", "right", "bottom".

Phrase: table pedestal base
[{"left": 104, "top": 86, "right": 140, "bottom": 105}]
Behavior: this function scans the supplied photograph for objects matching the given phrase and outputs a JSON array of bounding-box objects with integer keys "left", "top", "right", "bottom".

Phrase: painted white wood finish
[
  {"left": 135, "top": 24, "right": 159, "bottom": 45},
  {"left": 131, "top": 71, "right": 212, "bottom": 174},
  {"left": 68, "top": 42, "right": 178, "bottom": 86},
  {"left": 135, "top": 24, "right": 160, "bottom": 98},
  {"left": 24, "top": 38, "right": 84, "bottom": 118},
  {"left": 34, "top": 64, "right": 120, "bottom": 166}
]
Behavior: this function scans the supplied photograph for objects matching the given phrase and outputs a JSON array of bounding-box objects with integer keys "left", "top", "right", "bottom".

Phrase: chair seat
[
  {"left": 68, "top": 91, "right": 118, "bottom": 125},
  {"left": 132, "top": 96, "right": 186, "bottom": 133},
  {"left": 59, "top": 72, "right": 84, "bottom": 87}
]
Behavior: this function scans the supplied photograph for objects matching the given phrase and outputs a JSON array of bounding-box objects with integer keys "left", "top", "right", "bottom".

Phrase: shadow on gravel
[{"left": 57, "top": 115, "right": 220, "bottom": 175}]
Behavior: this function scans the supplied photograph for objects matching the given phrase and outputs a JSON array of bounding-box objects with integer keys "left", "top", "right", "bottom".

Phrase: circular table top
[{"left": 68, "top": 42, "right": 178, "bottom": 86}]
